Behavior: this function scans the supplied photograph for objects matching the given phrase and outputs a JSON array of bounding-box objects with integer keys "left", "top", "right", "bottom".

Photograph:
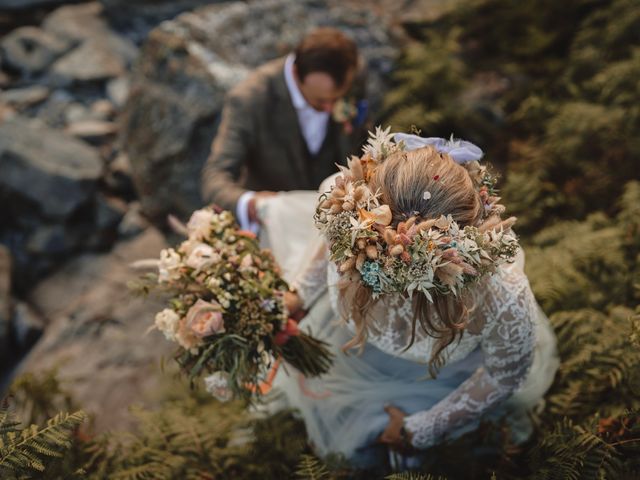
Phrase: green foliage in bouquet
[
  {"left": 383, "top": 0, "right": 640, "bottom": 234},
  {"left": 131, "top": 207, "right": 332, "bottom": 403}
]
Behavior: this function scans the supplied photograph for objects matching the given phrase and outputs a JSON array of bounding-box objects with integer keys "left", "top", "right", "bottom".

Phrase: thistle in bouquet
[{"left": 131, "top": 207, "right": 333, "bottom": 404}]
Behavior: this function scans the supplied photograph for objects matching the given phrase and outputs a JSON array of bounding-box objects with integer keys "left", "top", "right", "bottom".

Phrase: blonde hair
[{"left": 339, "top": 146, "right": 484, "bottom": 374}]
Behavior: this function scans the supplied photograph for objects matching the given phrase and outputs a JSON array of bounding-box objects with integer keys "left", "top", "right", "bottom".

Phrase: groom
[{"left": 201, "top": 27, "right": 368, "bottom": 231}]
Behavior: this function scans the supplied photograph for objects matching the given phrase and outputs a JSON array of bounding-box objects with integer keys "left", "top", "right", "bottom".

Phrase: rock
[
  {"left": 96, "top": 195, "right": 128, "bottom": 228},
  {"left": 62, "top": 100, "right": 115, "bottom": 124},
  {"left": 99, "top": 0, "right": 216, "bottom": 44},
  {"left": 35, "top": 88, "right": 74, "bottom": 127},
  {"left": 0, "top": 245, "right": 12, "bottom": 357},
  {"left": 86, "top": 194, "right": 127, "bottom": 249},
  {"left": 64, "top": 102, "right": 90, "bottom": 123},
  {"left": 0, "top": 116, "right": 103, "bottom": 220},
  {"left": 20, "top": 228, "right": 172, "bottom": 432},
  {"left": 374, "top": 0, "right": 470, "bottom": 25},
  {"left": 10, "top": 302, "right": 44, "bottom": 352},
  {"left": 0, "top": 246, "right": 11, "bottom": 319},
  {"left": 122, "top": 0, "right": 400, "bottom": 225},
  {"left": 26, "top": 224, "right": 82, "bottom": 257},
  {"left": 65, "top": 119, "right": 119, "bottom": 143},
  {"left": 0, "top": 26, "right": 72, "bottom": 75},
  {"left": 0, "top": 85, "right": 50, "bottom": 109},
  {"left": 117, "top": 202, "right": 150, "bottom": 238},
  {"left": 50, "top": 38, "right": 127, "bottom": 83},
  {"left": 42, "top": 2, "right": 138, "bottom": 85},
  {"left": 41, "top": 2, "right": 108, "bottom": 43},
  {"left": 106, "top": 76, "right": 130, "bottom": 107},
  {"left": 12, "top": 202, "right": 123, "bottom": 292},
  {"left": 90, "top": 99, "right": 116, "bottom": 119},
  {"left": 49, "top": 89, "right": 73, "bottom": 103},
  {"left": 104, "top": 152, "right": 136, "bottom": 198},
  {"left": 0, "top": 70, "right": 11, "bottom": 88},
  {"left": 0, "top": 0, "right": 68, "bottom": 9},
  {"left": 110, "top": 152, "right": 132, "bottom": 175},
  {"left": 0, "top": 103, "right": 17, "bottom": 122}
]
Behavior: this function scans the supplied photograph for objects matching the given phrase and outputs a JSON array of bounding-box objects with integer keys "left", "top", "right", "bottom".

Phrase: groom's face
[{"left": 295, "top": 68, "right": 354, "bottom": 113}]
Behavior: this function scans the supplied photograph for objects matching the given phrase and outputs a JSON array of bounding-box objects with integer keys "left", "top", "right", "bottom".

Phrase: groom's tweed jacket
[{"left": 201, "top": 57, "right": 366, "bottom": 212}]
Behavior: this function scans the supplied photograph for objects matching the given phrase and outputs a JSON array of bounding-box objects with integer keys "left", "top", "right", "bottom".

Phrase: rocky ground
[{"left": 0, "top": 0, "right": 422, "bottom": 430}]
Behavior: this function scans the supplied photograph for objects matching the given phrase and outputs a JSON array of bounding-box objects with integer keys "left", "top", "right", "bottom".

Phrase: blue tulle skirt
[
  {"left": 270, "top": 295, "right": 492, "bottom": 468},
  {"left": 260, "top": 192, "right": 558, "bottom": 469}
]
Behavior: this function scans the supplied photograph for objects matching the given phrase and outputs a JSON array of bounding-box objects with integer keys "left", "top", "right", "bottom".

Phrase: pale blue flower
[{"left": 393, "top": 133, "right": 483, "bottom": 164}]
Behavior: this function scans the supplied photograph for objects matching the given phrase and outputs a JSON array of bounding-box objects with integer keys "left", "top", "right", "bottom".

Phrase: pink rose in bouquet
[{"left": 185, "top": 299, "right": 225, "bottom": 338}]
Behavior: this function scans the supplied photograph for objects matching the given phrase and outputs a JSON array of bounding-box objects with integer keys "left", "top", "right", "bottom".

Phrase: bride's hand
[
  {"left": 284, "top": 290, "right": 305, "bottom": 320},
  {"left": 379, "top": 404, "right": 413, "bottom": 452}
]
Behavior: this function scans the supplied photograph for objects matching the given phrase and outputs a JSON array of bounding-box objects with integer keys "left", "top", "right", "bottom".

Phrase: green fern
[
  {"left": 630, "top": 309, "right": 640, "bottom": 348},
  {"left": 8, "top": 367, "right": 77, "bottom": 428},
  {"left": 542, "top": 306, "right": 640, "bottom": 419},
  {"left": 527, "top": 413, "right": 640, "bottom": 480},
  {"left": 0, "top": 406, "right": 86, "bottom": 479},
  {"left": 525, "top": 213, "right": 630, "bottom": 314},
  {"left": 295, "top": 454, "right": 331, "bottom": 480},
  {"left": 66, "top": 389, "right": 308, "bottom": 480},
  {"left": 386, "top": 472, "right": 444, "bottom": 480}
]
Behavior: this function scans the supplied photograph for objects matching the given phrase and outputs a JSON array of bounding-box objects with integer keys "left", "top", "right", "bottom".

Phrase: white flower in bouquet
[
  {"left": 178, "top": 238, "right": 198, "bottom": 256},
  {"left": 204, "top": 371, "right": 233, "bottom": 402},
  {"left": 239, "top": 254, "right": 254, "bottom": 272},
  {"left": 185, "top": 243, "right": 220, "bottom": 272},
  {"left": 154, "top": 308, "right": 180, "bottom": 341},
  {"left": 185, "top": 298, "right": 225, "bottom": 337},
  {"left": 158, "top": 248, "right": 181, "bottom": 283},
  {"left": 187, "top": 209, "right": 215, "bottom": 240}
]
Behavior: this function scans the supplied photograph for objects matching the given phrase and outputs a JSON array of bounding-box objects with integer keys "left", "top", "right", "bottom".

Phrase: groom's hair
[{"left": 294, "top": 27, "right": 358, "bottom": 88}]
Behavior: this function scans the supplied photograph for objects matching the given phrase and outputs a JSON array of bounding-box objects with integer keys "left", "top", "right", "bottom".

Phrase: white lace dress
[{"left": 258, "top": 191, "right": 559, "bottom": 468}]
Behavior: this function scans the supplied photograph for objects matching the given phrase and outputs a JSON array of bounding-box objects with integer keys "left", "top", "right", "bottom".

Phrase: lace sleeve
[
  {"left": 403, "top": 262, "right": 536, "bottom": 449},
  {"left": 290, "top": 237, "right": 329, "bottom": 310}
]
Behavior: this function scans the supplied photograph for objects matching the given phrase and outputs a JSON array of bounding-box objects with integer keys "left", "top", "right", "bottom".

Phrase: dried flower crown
[{"left": 315, "top": 127, "right": 519, "bottom": 301}]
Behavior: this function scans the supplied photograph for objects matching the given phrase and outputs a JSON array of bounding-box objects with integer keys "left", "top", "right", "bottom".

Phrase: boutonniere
[{"left": 332, "top": 97, "right": 368, "bottom": 135}]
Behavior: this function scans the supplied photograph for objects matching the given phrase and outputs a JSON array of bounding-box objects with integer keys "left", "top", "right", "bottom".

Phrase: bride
[{"left": 256, "top": 128, "right": 559, "bottom": 469}]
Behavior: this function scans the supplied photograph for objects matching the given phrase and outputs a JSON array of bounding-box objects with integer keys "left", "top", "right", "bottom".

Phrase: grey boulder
[{"left": 0, "top": 117, "right": 103, "bottom": 220}]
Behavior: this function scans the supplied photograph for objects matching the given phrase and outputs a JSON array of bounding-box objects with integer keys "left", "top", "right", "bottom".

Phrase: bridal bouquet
[{"left": 132, "top": 207, "right": 332, "bottom": 403}]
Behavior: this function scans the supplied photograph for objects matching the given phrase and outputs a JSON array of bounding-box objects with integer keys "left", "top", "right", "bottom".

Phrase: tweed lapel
[{"left": 270, "top": 58, "right": 309, "bottom": 184}]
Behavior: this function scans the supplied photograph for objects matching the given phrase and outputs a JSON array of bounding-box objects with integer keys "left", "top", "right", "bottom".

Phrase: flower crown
[{"left": 315, "top": 127, "right": 519, "bottom": 301}]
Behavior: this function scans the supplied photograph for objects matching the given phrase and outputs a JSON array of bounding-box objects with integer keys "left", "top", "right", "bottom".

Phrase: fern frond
[
  {"left": 0, "top": 409, "right": 20, "bottom": 437},
  {"left": 386, "top": 472, "right": 443, "bottom": 480},
  {"left": 0, "top": 409, "right": 86, "bottom": 477},
  {"left": 295, "top": 454, "right": 330, "bottom": 480},
  {"left": 110, "top": 462, "right": 173, "bottom": 480}
]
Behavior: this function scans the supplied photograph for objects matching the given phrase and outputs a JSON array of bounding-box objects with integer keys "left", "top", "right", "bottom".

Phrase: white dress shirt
[
  {"left": 236, "top": 54, "right": 330, "bottom": 232},
  {"left": 283, "top": 53, "right": 330, "bottom": 155}
]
